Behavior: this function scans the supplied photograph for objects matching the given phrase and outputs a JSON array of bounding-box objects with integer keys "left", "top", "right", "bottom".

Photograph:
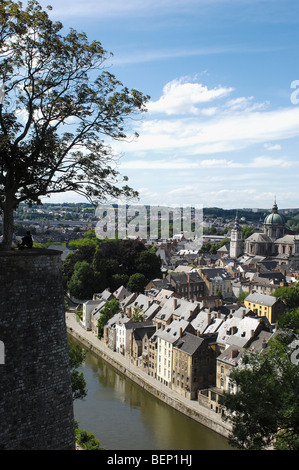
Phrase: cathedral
[{"left": 230, "top": 200, "right": 299, "bottom": 268}]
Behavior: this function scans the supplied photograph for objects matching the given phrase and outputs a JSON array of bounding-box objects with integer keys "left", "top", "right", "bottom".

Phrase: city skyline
[{"left": 34, "top": 0, "right": 299, "bottom": 209}]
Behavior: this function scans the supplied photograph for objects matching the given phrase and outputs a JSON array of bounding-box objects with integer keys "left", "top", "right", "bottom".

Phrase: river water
[{"left": 71, "top": 339, "right": 232, "bottom": 450}]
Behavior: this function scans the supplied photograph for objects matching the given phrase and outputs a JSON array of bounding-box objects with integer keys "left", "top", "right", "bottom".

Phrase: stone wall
[{"left": 0, "top": 249, "right": 75, "bottom": 450}]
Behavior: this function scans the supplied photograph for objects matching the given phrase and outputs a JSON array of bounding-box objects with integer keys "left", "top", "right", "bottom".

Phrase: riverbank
[{"left": 66, "top": 311, "right": 232, "bottom": 440}]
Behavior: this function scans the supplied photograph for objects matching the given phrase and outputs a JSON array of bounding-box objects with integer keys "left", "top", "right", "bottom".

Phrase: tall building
[{"left": 230, "top": 213, "right": 243, "bottom": 259}]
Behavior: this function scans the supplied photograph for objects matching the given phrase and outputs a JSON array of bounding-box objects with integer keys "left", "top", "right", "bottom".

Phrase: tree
[
  {"left": 136, "top": 250, "right": 162, "bottom": 281},
  {"left": 131, "top": 306, "right": 144, "bottom": 322},
  {"left": 0, "top": 1, "right": 149, "bottom": 249},
  {"left": 67, "top": 260, "right": 103, "bottom": 300},
  {"left": 272, "top": 285, "right": 299, "bottom": 310},
  {"left": 68, "top": 340, "right": 87, "bottom": 402},
  {"left": 97, "top": 298, "right": 120, "bottom": 338},
  {"left": 222, "top": 333, "right": 299, "bottom": 450},
  {"left": 127, "top": 273, "right": 147, "bottom": 293}
]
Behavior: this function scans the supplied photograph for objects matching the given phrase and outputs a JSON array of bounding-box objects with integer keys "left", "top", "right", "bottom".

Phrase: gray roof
[
  {"left": 246, "top": 330, "right": 274, "bottom": 352},
  {"left": 127, "top": 293, "right": 153, "bottom": 311},
  {"left": 274, "top": 234, "right": 296, "bottom": 244},
  {"left": 173, "top": 332, "right": 205, "bottom": 355},
  {"left": 216, "top": 314, "right": 264, "bottom": 348},
  {"left": 245, "top": 292, "right": 277, "bottom": 306},
  {"left": 155, "top": 297, "right": 198, "bottom": 322},
  {"left": 142, "top": 302, "right": 160, "bottom": 320},
  {"left": 217, "top": 345, "right": 245, "bottom": 365},
  {"left": 200, "top": 268, "right": 232, "bottom": 281},
  {"left": 156, "top": 319, "right": 189, "bottom": 343},
  {"left": 133, "top": 326, "right": 156, "bottom": 345},
  {"left": 245, "top": 232, "right": 272, "bottom": 243}
]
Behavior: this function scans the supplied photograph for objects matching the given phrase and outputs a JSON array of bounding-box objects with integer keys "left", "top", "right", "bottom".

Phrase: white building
[{"left": 156, "top": 319, "right": 190, "bottom": 386}]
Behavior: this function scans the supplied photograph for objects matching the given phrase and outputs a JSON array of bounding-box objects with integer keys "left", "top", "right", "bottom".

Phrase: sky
[{"left": 33, "top": 0, "right": 299, "bottom": 209}]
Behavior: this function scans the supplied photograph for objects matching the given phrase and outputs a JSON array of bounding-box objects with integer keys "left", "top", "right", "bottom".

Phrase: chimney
[
  {"left": 173, "top": 298, "right": 177, "bottom": 310},
  {"left": 207, "top": 312, "right": 212, "bottom": 325},
  {"left": 179, "top": 328, "right": 182, "bottom": 338},
  {"left": 250, "top": 329, "right": 255, "bottom": 338},
  {"left": 231, "top": 349, "right": 238, "bottom": 359}
]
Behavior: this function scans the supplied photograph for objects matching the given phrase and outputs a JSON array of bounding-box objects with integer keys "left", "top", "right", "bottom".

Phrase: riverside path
[{"left": 65, "top": 311, "right": 232, "bottom": 439}]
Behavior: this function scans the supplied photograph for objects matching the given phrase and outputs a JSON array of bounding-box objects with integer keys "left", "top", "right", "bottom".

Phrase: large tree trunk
[{"left": 1, "top": 198, "right": 15, "bottom": 250}]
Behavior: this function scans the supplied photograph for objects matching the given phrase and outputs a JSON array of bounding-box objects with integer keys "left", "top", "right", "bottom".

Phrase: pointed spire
[
  {"left": 272, "top": 197, "right": 278, "bottom": 214},
  {"left": 234, "top": 211, "right": 240, "bottom": 230}
]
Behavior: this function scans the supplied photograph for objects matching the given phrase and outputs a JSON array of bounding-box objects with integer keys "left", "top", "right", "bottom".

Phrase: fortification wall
[{"left": 0, "top": 249, "right": 75, "bottom": 450}]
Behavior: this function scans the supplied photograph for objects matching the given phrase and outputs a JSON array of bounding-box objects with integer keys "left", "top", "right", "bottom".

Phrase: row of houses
[{"left": 78, "top": 283, "right": 285, "bottom": 414}]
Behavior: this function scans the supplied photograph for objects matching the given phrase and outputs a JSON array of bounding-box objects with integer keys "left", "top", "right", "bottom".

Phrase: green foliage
[
  {"left": 0, "top": 0, "right": 149, "bottom": 249},
  {"left": 97, "top": 299, "right": 120, "bottom": 338},
  {"left": 68, "top": 341, "right": 87, "bottom": 402},
  {"left": 75, "top": 427, "right": 106, "bottom": 450},
  {"left": 222, "top": 333, "right": 299, "bottom": 450},
  {"left": 273, "top": 285, "right": 299, "bottom": 310},
  {"left": 68, "top": 237, "right": 99, "bottom": 250},
  {"left": 201, "top": 237, "right": 230, "bottom": 255},
  {"left": 127, "top": 273, "right": 147, "bottom": 293},
  {"left": 237, "top": 291, "right": 248, "bottom": 303},
  {"left": 67, "top": 261, "right": 104, "bottom": 300},
  {"left": 277, "top": 308, "right": 299, "bottom": 334},
  {"left": 131, "top": 306, "right": 144, "bottom": 322},
  {"left": 63, "top": 238, "right": 162, "bottom": 298},
  {"left": 241, "top": 226, "right": 255, "bottom": 241}
]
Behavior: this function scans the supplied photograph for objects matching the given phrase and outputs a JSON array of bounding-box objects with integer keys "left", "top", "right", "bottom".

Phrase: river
[{"left": 71, "top": 339, "right": 232, "bottom": 450}]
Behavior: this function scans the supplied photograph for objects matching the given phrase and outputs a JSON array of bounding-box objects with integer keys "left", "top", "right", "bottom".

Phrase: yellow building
[{"left": 244, "top": 292, "right": 285, "bottom": 324}]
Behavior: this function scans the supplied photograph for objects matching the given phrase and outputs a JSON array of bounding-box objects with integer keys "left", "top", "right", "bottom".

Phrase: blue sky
[{"left": 35, "top": 0, "right": 299, "bottom": 209}]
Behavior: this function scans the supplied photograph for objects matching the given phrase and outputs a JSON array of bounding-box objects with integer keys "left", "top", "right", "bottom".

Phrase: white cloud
[
  {"left": 225, "top": 96, "right": 269, "bottom": 112},
  {"left": 120, "top": 156, "right": 297, "bottom": 170},
  {"left": 264, "top": 143, "right": 282, "bottom": 151},
  {"left": 119, "top": 100, "right": 299, "bottom": 156},
  {"left": 147, "top": 77, "right": 234, "bottom": 115}
]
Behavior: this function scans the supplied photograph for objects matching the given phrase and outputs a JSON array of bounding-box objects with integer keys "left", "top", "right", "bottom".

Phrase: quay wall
[{"left": 67, "top": 322, "right": 231, "bottom": 439}]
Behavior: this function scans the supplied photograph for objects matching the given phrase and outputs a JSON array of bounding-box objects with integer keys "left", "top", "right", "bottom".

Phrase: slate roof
[
  {"left": 245, "top": 292, "right": 277, "bottom": 306},
  {"left": 216, "top": 314, "right": 264, "bottom": 348},
  {"left": 156, "top": 319, "right": 189, "bottom": 344},
  {"left": 245, "top": 232, "right": 272, "bottom": 243},
  {"left": 200, "top": 268, "right": 232, "bottom": 281},
  {"left": 132, "top": 326, "right": 156, "bottom": 345},
  {"left": 217, "top": 345, "right": 245, "bottom": 366},
  {"left": 173, "top": 332, "right": 205, "bottom": 355},
  {"left": 155, "top": 297, "right": 198, "bottom": 322}
]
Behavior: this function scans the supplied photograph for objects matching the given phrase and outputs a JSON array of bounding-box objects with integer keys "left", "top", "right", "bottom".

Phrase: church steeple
[{"left": 230, "top": 211, "right": 243, "bottom": 259}]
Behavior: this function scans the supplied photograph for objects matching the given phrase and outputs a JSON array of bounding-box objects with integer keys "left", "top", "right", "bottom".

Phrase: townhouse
[
  {"left": 244, "top": 292, "right": 286, "bottom": 324},
  {"left": 172, "top": 332, "right": 216, "bottom": 399},
  {"left": 199, "top": 268, "right": 233, "bottom": 299},
  {"left": 155, "top": 319, "right": 194, "bottom": 386},
  {"left": 166, "top": 271, "right": 205, "bottom": 300}
]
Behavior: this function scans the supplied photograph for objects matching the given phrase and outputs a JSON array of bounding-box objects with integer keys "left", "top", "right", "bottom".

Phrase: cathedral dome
[{"left": 264, "top": 200, "right": 285, "bottom": 226}]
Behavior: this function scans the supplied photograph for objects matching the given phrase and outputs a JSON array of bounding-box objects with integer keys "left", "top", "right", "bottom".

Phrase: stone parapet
[{"left": 0, "top": 249, "right": 75, "bottom": 450}]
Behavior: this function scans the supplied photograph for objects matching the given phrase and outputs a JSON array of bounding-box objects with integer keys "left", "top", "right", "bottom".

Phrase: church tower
[
  {"left": 230, "top": 213, "right": 243, "bottom": 259},
  {"left": 264, "top": 198, "right": 286, "bottom": 240}
]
